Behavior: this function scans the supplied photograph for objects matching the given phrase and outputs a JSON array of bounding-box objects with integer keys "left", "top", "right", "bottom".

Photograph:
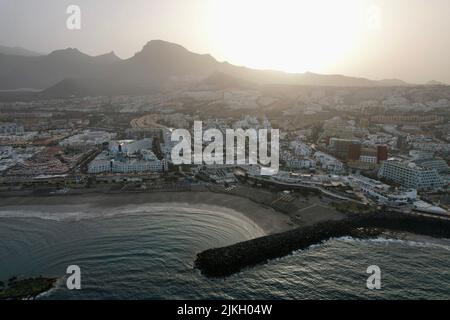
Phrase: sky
[{"left": 0, "top": 0, "right": 450, "bottom": 83}]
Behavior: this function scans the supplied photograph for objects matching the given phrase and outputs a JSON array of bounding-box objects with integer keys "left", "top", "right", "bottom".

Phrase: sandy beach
[{"left": 0, "top": 192, "right": 296, "bottom": 234}]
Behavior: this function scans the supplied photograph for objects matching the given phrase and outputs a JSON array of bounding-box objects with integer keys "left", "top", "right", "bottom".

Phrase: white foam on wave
[
  {"left": 284, "top": 235, "right": 450, "bottom": 258},
  {"left": 0, "top": 202, "right": 266, "bottom": 238},
  {"left": 336, "top": 235, "right": 450, "bottom": 252},
  {"left": 34, "top": 277, "right": 64, "bottom": 300}
]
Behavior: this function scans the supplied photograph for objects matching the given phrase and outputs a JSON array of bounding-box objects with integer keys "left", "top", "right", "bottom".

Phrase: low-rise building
[
  {"left": 112, "top": 158, "right": 164, "bottom": 173},
  {"left": 313, "top": 151, "right": 344, "bottom": 173},
  {"left": 0, "top": 122, "right": 24, "bottom": 135},
  {"left": 286, "top": 158, "right": 316, "bottom": 169},
  {"left": 413, "top": 158, "right": 450, "bottom": 174},
  {"left": 348, "top": 175, "right": 417, "bottom": 206},
  {"left": 60, "top": 130, "right": 116, "bottom": 149}
]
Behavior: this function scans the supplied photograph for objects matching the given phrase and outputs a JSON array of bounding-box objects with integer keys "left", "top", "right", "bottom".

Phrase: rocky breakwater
[{"left": 195, "top": 212, "right": 450, "bottom": 277}]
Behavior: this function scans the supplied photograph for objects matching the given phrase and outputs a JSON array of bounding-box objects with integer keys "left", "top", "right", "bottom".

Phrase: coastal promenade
[{"left": 248, "top": 175, "right": 364, "bottom": 203}]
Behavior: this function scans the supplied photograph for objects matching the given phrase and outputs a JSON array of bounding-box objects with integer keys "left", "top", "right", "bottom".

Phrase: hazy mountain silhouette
[
  {"left": 125, "top": 40, "right": 218, "bottom": 79},
  {"left": 0, "top": 47, "right": 120, "bottom": 90},
  {"left": 0, "top": 45, "right": 43, "bottom": 57},
  {"left": 0, "top": 39, "right": 422, "bottom": 96}
]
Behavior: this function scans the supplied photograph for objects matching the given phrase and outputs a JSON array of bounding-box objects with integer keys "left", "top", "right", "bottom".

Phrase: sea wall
[{"left": 195, "top": 212, "right": 450, "bottom": 277}]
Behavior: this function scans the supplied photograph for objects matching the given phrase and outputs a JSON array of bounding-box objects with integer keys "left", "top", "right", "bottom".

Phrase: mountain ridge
[
  {"left": 1, "top": 40, "right": 444, "bottom": 97},
  {"left": 0, "top": 45, "right": 43, "bottom": 57}
]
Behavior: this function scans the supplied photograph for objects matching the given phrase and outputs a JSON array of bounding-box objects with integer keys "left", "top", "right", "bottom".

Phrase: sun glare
[{"left": 206, "top": 0, "right": 363, "bottom": 74}]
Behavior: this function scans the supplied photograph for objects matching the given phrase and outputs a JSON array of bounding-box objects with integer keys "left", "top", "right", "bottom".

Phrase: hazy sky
[{"left": 1, "top": 0, "right": 450, "bottom": 83}]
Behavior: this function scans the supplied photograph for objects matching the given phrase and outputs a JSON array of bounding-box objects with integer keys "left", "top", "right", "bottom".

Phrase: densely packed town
[{"left": 1, "top": 84, "right": 450, "bottom": 216}]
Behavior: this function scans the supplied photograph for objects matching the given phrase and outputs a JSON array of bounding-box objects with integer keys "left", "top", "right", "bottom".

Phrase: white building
[
  {"left": 290, "top": 140, "right": 312, "bottom": 157},
  {"left": 348, "top": 175, "right": 417, "bottom": 206},
  {"left": 87, "top": 159, "right": 111, "bottom": 174},
  {"left": 378, "top": 159, "right": 445, "bottom": 190},
  {"left": 348, "top": 175, "right": 390, "bottom": 193},
  {"left": 109, "top": 138, "right": 153, "bottom": 156},
  {"left": 286, "top": 158, "right": 316, "bottom": 169},
  {"left": 87, "top": 149, "right": 165, "bottom": 174},
  {"left": 112, "top": 159, "right": 164, "bottom": 173},
  {"left": 60, "top": 130, "right": 116, "bottom": 148},
  {"left": 313, "top": 151, "right": 344, "bottom": 173},
  {"left": 0, "top": 122, "right": 24, "bottom": 135},
  {"left": 409, "top": 150, "right": 434, "bottom": 161},
  {"left": 413, "top": 158, "right": 450, "bottom": 173},
  {"left": 370, "top": 188, "right": 417, "bottom": 206}
]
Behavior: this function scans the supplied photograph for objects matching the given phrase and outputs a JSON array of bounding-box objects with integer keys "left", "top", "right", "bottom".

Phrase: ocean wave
[
  {"left": 282, "top": 235, "right": 450, "bottom": 259},
  {"left": 0, "top": 203, "right": 258, "bottom": 223},
  {"left": 336, "top": 235, "right": 450, "bottom": 252},
  {"left": 0, "top": 203, "right": 266, "bottom": 241}
]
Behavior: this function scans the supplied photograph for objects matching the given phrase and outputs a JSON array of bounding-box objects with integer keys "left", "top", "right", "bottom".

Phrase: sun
[{"left": 205, "top": 0, "right": 363, "bottom": 74}]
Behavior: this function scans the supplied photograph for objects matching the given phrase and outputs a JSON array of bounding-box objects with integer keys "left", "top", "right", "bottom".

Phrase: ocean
[{"left": 0, "top": 205, "right": 449, "bottom": 299}]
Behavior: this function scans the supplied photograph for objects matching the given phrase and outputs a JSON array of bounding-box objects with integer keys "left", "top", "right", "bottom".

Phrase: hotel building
[{"left": 378, "top": 159, "right": 445, "bottom": 190}]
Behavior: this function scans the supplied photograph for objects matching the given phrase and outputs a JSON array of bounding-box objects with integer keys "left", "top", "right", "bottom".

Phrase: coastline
[
  {"left": 195, "top": 211, "right": 450, "bottom": 277},
  {"left": 0, "top": 191, "right": 297, "bottom": 234},
  {"left": 1, "top": 190, "right": 450, "bottom": 291},
  {"left": 3, "top": 190, "right": 449, "bottom": 279},
  {"left": 0, "top": 277, "right": 57, "bottom": 300}
]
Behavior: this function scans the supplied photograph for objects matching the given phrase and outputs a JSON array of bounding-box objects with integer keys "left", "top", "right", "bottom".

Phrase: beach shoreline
[{"left": 0, "top": 191, "right": 299, "bottom": 234}]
